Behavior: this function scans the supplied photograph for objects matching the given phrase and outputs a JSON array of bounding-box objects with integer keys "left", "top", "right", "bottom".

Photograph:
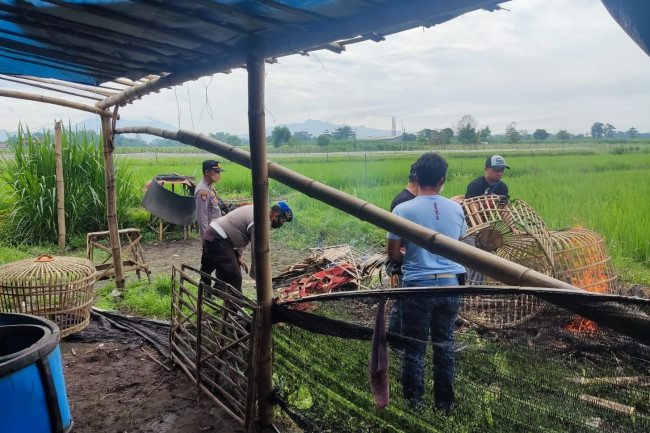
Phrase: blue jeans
[{"left": 400, "top": 277, "right": 461, "bottom": 408}]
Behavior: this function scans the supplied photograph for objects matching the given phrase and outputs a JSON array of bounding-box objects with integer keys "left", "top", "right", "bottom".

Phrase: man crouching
[{"left": 201, "top": 201, "right": 293, "bottom": 291}]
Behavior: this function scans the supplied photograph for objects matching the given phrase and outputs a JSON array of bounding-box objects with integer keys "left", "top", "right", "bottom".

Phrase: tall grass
[{"left": 0, "top": 125, "right": 139, "bottom": 245}]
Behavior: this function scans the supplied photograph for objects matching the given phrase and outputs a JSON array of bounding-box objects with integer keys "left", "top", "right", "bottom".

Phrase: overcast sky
[{"left": 1, "top": 0, "right": 650, "bottom": 137}]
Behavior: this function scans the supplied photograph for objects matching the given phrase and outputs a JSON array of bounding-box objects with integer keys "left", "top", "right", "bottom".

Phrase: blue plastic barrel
[{"left": 0, "top": 313, "right": 73, "bottom": 433}]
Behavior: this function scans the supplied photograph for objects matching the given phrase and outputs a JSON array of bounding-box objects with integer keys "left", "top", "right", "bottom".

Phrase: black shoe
[
  {"left": 405, "top": 398, "right": 425, "bottom": 412},
  {"left": 435, "top": 400, "right": 454, "bottom": 416}
]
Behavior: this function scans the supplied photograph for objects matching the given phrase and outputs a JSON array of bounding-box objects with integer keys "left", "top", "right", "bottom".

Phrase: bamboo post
[
  {"left": 54, "top": 121, "right": 66, "bottom": 253},
  {"left": 248, "top": 56, "right": 274, "bottom": 428},
  {"left": 579, "top": 394, "right": 636, "bottom": 415},
  {"left": 100, "top": 115, "right": 125, "bottom": 289}
]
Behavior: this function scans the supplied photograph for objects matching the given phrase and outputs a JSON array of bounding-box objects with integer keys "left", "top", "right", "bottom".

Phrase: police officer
[
  {"left": 195, "top": 160, "right": 228, "bottom": 239},
  {"left": 201, "top": 202, "right": 293, "bottom": 291}
]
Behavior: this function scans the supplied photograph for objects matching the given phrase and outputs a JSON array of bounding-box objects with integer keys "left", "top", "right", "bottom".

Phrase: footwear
[
  {"left": 405, "top": 398, "right": 425, "bottom": 412},
  {"left": 435, "top": 400, "right": 454, "bottom": 416}
]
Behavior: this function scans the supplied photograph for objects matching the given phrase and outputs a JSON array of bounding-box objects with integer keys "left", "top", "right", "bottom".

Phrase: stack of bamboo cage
[
  {"left": 550, "top": 228, "right": 618, "bottom": 294},
  {"left": 459, "top": 196, "right": 555, "bottom": 328},
  {"left": 0, "top": 254, "right": 96, "bottom": 336}
]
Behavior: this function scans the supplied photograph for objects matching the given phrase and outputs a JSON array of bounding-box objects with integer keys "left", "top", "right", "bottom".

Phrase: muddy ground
[{"left": 61, "top": 237, "right": 307, "bottom": 433}]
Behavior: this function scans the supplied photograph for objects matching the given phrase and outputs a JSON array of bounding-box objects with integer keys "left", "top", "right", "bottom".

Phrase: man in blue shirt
[{"left": 387, "top": 152, "right": 467, "bottom": 414}]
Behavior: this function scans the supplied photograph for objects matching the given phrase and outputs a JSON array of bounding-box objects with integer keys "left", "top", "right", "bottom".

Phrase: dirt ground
[
  {"left": 61, "top": 237, "right": 307, "bottom": 433},
  {"left": 57, "top": 236, "right": 650, "bottom": 432}
]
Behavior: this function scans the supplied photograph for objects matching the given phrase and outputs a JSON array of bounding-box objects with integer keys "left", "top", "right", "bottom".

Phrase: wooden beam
[
  {"left": 247, "top": 56, "right": 275, "bottom": 428},
  {"left": 0, "top": 89, "right": 112, "bottom": 117},
  {"left": 100, "top": 115, "right": 125, "bottom": 289},
  {"left": 0, "top": 75, "right": 104, "bottom": 101},
  {"left": 55, "top": 121, "right": 66, "bottom": 253},
  {"left": 12, "top": 75, "right": 118, "bottom": 97}
]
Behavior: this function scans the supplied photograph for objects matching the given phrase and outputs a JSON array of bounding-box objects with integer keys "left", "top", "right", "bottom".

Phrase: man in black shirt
[
  {"left": 390, "top": 164, "right": 418, "bottom": 211},
  {"left": 464, "top": 155, "right": 510, "bottom": 199}
]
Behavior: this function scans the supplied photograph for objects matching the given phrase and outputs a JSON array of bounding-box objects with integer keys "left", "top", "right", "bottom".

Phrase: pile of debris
[{"left": 273, "top": 245, "right": 386, "bottom": 305}]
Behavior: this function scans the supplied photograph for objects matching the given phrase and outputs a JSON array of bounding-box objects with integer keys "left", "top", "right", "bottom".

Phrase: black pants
[{"left": 200, "top": 236, "right": 242, "bottom": 291}]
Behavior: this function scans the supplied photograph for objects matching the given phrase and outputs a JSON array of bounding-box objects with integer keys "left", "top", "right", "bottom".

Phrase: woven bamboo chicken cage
[
  {"left": 550, "top": 228, "right": 618, "bottom": 294},
  {"left": 459, "top": 195, "right": 555, "bottom": 328},
  {"left": 0, "top": 254, "right": 96, "bottom": 336}
]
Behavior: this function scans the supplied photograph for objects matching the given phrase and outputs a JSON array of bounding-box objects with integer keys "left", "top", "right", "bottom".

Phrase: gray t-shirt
[{"left": 211, "top": 205, "right": 255, "bottom": 249}]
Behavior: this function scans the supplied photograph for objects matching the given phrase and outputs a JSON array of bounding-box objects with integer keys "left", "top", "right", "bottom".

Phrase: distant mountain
[
  {"left": 73, "top": 117, "right": 178, "bottom": 142},
  {"left": 265, "top": 119, "right": 392, "bottom": 139}
]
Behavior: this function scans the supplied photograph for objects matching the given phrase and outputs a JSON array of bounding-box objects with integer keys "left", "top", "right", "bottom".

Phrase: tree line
[
  {"left": 260, "top": 116, "right": 647, "bottom": 148},
  {"left": 15, "top": 117, "right": 641, "bottom": 149}
]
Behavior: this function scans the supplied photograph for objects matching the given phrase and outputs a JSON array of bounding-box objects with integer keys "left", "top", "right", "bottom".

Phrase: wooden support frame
[
  {"left": 86, "top": 228, "right": 151, "bottom": 283},
  {"left": 170, "top": 265, "right": 261, "bottom": 433}
]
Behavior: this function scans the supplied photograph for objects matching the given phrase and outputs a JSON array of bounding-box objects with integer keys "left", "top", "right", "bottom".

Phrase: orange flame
[
  {"left": 570, "top": 263, "right": 609, "bottom": 294},
  {"left": 565, "top": 317, "right": 598, "bottom": 334},
  {"left": 565, "top": 260, "right": 609, "bottom": 334}
]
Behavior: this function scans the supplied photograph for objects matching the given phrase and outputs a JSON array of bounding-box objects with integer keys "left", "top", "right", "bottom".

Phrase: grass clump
[{"left": 94, "top": 275, "right": 172, "bottom": 320}]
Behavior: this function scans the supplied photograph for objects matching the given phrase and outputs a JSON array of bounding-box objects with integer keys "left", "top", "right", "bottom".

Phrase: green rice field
[{"left": 121, "top": 148, "right": 649, "bottom": 284}]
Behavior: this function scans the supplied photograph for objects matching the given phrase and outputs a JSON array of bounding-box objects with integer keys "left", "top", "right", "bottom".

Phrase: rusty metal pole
[
  {"left": 100, "top": 114, "right": 125, "bottom": 289},
  {"left": 247, "top": 57, "right": 274, "bottom": 427},
  {"left": 54, "top": 121, "right": 66, "bottom": 253}
]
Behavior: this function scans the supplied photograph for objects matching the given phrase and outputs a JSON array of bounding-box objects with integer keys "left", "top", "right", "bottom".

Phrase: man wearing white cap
[{"left": 464, "top": 155, "right": 510, "bottom": 199}]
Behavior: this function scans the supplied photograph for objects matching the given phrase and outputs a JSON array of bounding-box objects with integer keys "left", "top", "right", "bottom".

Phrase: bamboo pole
[
  {"left": 571, "top": 376, "right": 650, "bottom": 387},
  {"left": 10, "top": 75, "right": 118, "bottom": 96},
  {"left": 0, "top": 75, "right": 104, "bottom": 101},
  {"left": 113, "top": 126, "right": 650, "bottom": 346},
  {"left": 54, "top": 121, "right": 66, "bottom": 253},
  {"left": 0, "top": 89, "right": 112, "bottom": 116},
  {"left": 579, "top": 394, "right": 636, "bottom": 415},
  {"left": 247, "top": 56, "right": 275, "bottom": 428},
  {"left": 100, "top": 115, "right": 125, "bottom": 289}
]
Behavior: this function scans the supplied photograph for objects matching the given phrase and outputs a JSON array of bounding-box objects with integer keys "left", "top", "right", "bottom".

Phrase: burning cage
[
  {"left": 459, "top": 196, "right": 555, "bottom": 328},
  {"left": 550, "top": 228, "right": 619, "bottom": 294}
]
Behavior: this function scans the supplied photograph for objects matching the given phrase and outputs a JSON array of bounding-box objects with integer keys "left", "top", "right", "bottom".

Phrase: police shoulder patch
[{"left": 200, "top": 191, "right": 208, "bottom": 201}]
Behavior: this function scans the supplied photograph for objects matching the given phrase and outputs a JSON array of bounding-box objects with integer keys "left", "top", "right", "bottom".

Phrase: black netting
[{"left": 271, "top": 288, "right": 650, "bottom": 433}]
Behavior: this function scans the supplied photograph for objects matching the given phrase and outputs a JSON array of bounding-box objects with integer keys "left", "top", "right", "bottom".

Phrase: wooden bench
[{"left": 86, "top": 228, "right": 151, "bottom": 282}]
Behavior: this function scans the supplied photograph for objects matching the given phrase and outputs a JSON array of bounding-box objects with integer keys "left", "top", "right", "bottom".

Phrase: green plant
[{"left": 0, "top": 125, "right": 139, "bottom": 245}]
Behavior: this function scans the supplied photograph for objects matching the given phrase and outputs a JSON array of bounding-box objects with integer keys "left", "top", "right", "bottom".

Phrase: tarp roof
[
  {"left": 0, "top": 0, "right": 508, "bottom": 86},
  {"left": 0, "top": 1, "right": 647, "bottom": 107}
]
